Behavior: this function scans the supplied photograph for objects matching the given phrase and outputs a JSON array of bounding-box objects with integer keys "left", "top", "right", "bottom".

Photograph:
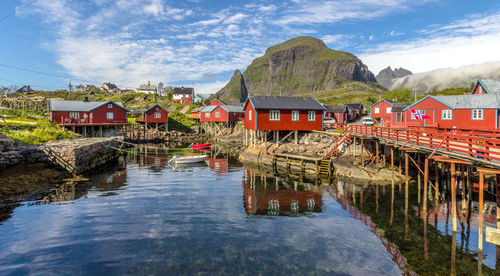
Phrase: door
[{"left": 423, "top": 109, "right": 434, "bottom": 126}]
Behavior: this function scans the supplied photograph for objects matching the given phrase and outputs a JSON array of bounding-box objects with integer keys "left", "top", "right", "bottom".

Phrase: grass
[{"left": 1, "top": 121, "right": 76, "bottom": 145}]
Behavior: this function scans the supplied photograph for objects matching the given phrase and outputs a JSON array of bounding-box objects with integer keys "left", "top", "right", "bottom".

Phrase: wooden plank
[
  {"left": 477, "top": 167, "right": 500, "bottom": 174},
  {"left": 432, "top": 156, "right": 472, "bottom": 165},
  {"left": 486, "top": 227, "right": 500, "bottom": 245}
]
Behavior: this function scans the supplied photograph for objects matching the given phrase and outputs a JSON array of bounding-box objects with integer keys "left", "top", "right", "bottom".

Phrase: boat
[
  {"left": 168, "top": 155, "right": 208, "bottom": 164},
  {"left": 192, "top": 143, "right": 212, "bottom": 149}
]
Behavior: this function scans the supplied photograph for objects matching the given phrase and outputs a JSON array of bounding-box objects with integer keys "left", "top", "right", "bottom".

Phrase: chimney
[{"left": 84, "top": 96, "right": 89, "bottom": 102}]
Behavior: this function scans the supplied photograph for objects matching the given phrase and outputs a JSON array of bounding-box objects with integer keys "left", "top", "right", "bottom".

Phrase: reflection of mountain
[{"left": 242, "top": 170, "right": 322, "bottom": 216}]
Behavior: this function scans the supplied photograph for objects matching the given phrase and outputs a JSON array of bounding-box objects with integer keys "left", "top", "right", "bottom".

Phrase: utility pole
[{"left": 414, "top": 88, "right": 417, "bottom": 102}]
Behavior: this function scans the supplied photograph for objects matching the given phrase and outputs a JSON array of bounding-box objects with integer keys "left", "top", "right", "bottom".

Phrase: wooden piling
[
  {"left": 424, "top": 158, "right": 429, "bottom": 219},
  {"left": 360, "top": 138, "right": 364, "bottom": 166},
  {"left": 479, "top": 171, "right": 484, "bottom": 253},
  {"left": 451, "top": 162, "right": 457, "bottom": 232}
]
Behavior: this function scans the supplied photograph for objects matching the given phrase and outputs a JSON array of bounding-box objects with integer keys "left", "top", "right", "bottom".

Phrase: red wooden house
[
  {"left": 346, "top": 103, "right": 364, "bottom": 119},
  {"left": 136, "top": 104, "right": 169, "bottom": 130},
  {"left": 400, "top": 94, "right": 500, "bottom": 130},
  {"left": 173, "top": 87, "right": 194, "bottom": 104},
  {"left": 49, "top": 98, "right": 128, "bottom": 137},
  {"left": 200, "top": 104, "right": 244, "bottom": 124},
  {"left": 325, "top": 104, "right": 352, "bottom": 124},
  {"left": 244, "top": 96, "right": 325, "bottom": 131},
  {"left": 190, "top": 107, "right": 203, "bottom": 120},
  {"left": 369, "top": 99, "right": 394, "bottom": 124},
  {"left": 209, "top": 99, "right": 226, "bottom": 106},
  {"left": 388, "top": 102, "right": 412, "bottom": 127},
  {"left": 470, "top": 79, "right": 500, "bottom": 95}
]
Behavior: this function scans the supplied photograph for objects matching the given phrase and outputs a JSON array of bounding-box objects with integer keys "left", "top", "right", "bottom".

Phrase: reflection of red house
[
  {"left": 206, "top": 157, "right": 228, "bottom": 173},
  {"left": 143, "top": 154, "right": 168, "bottom": 168},
  {"left": 97, "top": 170, "right": 128, "bottom": 190},
  {"left": 242, "top": 179, "right": 322, "bottom": 215}
]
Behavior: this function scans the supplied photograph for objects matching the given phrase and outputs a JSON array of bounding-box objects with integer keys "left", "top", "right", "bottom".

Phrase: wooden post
[
  {"left": 264, "top": 131, "right": 267, "bottom": 147},
  {"left": 418, "top": 154, "right": 421, "bottom": 204},
  {"left": 294, "top": 130, "right": 298, "bottom": 145},
  {"left": 276, "top": 131, "right": 279, "bottom": 147},
  {"left": 435, "top": 162, "right": 439, "bottom": 201},
  {"left": 99, "top": 126, "right": 103, "bottom": 137},
  {"left": 479, "top": 171, "right": 484, "bottom": 253},
  {"left": 360, "top": 138, "right": 364, "bottom": 167},
  {"left": 391, "top": 147, "right": 394, "bottom": 172},
  {"left": 84, "top": 126, "right": 87, "bottom": 137},
  {"left": 375, "top": 141, "right": 379, "bottom": 165},
  {"left": 424, "top": 158, "right": 429, "bottom": 222},
  {"left": 353, "top": 137, "right": 356, "bottom": 158},
  {"left": 451, "top": 162, "right": 457, "bottom": 232}
]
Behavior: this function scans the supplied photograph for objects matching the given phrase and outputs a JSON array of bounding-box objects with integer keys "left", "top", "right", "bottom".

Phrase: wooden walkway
[{"left": 327, "top": 125, "right": 500, "bottom": 169}]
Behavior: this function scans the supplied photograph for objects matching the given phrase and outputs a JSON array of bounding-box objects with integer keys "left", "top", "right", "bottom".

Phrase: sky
[{"left": 1, "top": 0, "right": 500, "bottom": 94}]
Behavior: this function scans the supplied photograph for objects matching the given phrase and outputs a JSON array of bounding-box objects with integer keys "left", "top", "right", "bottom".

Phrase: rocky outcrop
[
  {"left": 0, "top": 137, "right": 48, "bottom": 170},
  {"left": 213, "top": 36, "right": 377, "bottom": 104},
  {"left": 376, "top": 66, "right": 413, "bottom": 89}
]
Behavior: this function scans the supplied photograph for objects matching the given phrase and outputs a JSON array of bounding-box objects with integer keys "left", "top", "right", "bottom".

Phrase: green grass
[{"left": 1, "top": 122, "right": 76, "bottom": 145}]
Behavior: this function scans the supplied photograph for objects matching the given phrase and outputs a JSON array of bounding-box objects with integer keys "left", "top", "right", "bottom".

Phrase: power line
[
  {"left": 0, "top": 0, "right": 37, "bottom": 23},
  {"left": 0, "top": 63, "right": 95, "bottom": 83}
]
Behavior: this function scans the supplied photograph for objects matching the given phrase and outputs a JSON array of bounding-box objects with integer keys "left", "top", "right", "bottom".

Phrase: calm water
[{"left": 0, "top": 149, "right": 498, "bottom": 275}]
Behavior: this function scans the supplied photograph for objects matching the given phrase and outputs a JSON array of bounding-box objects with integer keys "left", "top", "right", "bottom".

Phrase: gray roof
[
  {"left": 200, "top": 105, "right": 217, "bottom": 113},
  {"left": 49, "top": 100, "right": 128, "bottom": 112},
  {"left": 346, "top": 103, "right": 363, "bottom": 110},
  {"left": 173, "top": 87, "right": 194, "bottom": 95},
  {"left": 391, "top": 102, "right": 412, "bottom": 112},
  {"left": 248, "top": 96, "right": 325, "bottom": 111},
  {"left": 325, "top": 104, "right": 346, "bottom": 113},
  {"left": 432, "top": 94, "right": 500, "bottom": 109},
  {"left": 479, "top": 79, "right": 500, "bottom": 94},
  {"left": 221, "top": 105, "right": 243, "bottom": 113}
]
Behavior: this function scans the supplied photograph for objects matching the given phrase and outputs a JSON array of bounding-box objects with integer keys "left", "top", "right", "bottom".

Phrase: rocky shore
[{"left": 0, "top": 135, "right": 48, "bottom": 170}]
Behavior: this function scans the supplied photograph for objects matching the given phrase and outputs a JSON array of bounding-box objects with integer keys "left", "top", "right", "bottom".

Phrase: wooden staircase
[
  {"left": 318, "top": 159, "right": 331, "bottom": 178},
  {"left": 39, "top": 146, "right": 77, "bottom": 175}
]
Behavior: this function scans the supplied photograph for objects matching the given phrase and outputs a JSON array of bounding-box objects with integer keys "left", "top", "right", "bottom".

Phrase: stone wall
[{"left": 0, "top": 136, "right": 48, "bottom": 170}]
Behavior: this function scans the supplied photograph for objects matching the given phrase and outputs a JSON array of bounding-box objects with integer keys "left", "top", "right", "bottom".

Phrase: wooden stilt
[
  {"left": 479, "top": 171, "right": 484, "bottom": 252},
  {"left": 451, "top": 162, "right": 457, "bottom": 232},
  {"left": 375, "top": 141, "right": 379, "bottom": 165},
  {"left": 294, "top": 130, "right": 298, "bottom": 145},
  {"left": 360, "top": 138, "right": 364, "bottom": 167},
  {"left": 435, "top": 162, "right": 439, "bottom": 201},
  {"left": 353, "top": 137, "right": 356, "bottom": 158},
  {"left": 418, "top": 154, "right": 421, "bottom": 204},
  {"left": 424, "top": 158, "right": 429, "bottom": 218},
  {"left": 276, "top": 131, "right": 279, "bottom": 147}
]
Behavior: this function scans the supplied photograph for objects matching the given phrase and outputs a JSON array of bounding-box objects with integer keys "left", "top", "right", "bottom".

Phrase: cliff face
[
  {"left": 212, "top": 70, "right": 247, "bottom": 105},
  {"left": 214, "top": 36, "right": 377, "bottom": 104},
  {"left": 375, "top": 66, "right": 413, "bottom": 89}
]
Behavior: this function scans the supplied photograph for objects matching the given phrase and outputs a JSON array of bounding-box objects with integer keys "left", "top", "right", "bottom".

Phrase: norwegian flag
[{"left": 410, "top": 109, "right": 431, "bottom": 120}]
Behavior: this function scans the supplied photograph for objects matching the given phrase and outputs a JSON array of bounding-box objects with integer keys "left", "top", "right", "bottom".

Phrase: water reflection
[{"left": 242, "top": 168, "right": 322, "bottom": 216}]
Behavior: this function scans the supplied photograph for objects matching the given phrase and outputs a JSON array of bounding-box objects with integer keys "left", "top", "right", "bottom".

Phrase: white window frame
[
  {"left": 215, "top": 111, "right": 220, "bottom": 118},
  {"left": 374, "top": 107, "right": 380, "bottom": 114},
  {"left": 472, "top": 109, "right": 484, "bottom": 120},
  {"left": 396, "top": 112, "right": 403, "bottom": 122},
  {"left": 69, "top": 112, "right": 80, "bottom": 119},
  {"left": 205, "top": 112, "right": 209, "bottom": 118},
  {"left": 441, "top": 109, "right": 452, "bottom": 120},
  {"left": 269, "top": 110, "right": 280, "bottom": 121},
  {"left": 386, "top": 107, "right": 391, "bottom": 114},
  {"left": 107, "top": 103, "right": 113, "bottom": 108},
  {"left": 155, "top": 107, "right": 159, "bottom": 111},
  {"left": 291, "top": 110, "right": 299, "bottom": 121},
  {"left": 308, "top": 111, "right": 316, "bottom": 121},
  {"left": 248, "top": 110, "right": 252, "bottom": 120},
  {"left": 106, "top": 112, "right": 114, "bottom": 120},
  {"left": 154, "top": 112, "right": 161, "bottom": 119}
]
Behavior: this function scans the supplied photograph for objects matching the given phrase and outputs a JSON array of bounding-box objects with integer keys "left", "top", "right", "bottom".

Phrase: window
[
  {"left": 248, "top": 110, "right": 252, "bottom": 120},
  {"left": 396, "top": 112, "right": 403, "bottom": 122},
  {"left": 107, "top": 104, "right": 113, "bottom": 108},
  {"left": 374, "top": 107, "right": 380, "bottom": 114},
  {"left": 291, "top": 111, "right": 299, "bottom": 121},
  {"left": 205, "top": 112, "right": 209, "bottom": 118},
  {"left": 69, "top": 112, "right": 80, "bottom": 119},
  {"left": 441, "top": 109, "right": 452, "bottom": 120},
  {"left": 106, "top": 112, "right": 114, "bottom": 120},
  {"left": 386, "top": 107, "right": 392, "bottom": 113},
  {"left": 215, "top": 111, "right": 220, "bottom": 118},
  {"left": 269, "top": 110, "right": 280, "bottom": 121},
  {"left": 155, "top": 107, "right": 159, "bottom": 111},
  {"left": 472, "top": 109, "right": 484, "bottom": 120},
  {"left": 308, "top": 111, "right": 316, "bottom": 121},
  {"left": 154, "top": 112, "right": 161, "bottom": 118}
]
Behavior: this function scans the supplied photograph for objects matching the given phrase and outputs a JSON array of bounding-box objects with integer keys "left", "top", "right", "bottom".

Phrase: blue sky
[{"left": 1, "top": 0, "right": 500, "bottom": 93}]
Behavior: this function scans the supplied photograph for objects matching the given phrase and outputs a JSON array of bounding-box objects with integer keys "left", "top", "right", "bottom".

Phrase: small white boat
[{"left": 168, "top": 155, "right": 208, "bottom": 164}]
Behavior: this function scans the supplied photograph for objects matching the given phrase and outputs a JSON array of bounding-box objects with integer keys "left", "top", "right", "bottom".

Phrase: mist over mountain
[
  {"left": 390, "top": 61, "right": 500, "bottom": 92},
  {"left": 375, "top": 66, "right": 413, "bottom": 89}
]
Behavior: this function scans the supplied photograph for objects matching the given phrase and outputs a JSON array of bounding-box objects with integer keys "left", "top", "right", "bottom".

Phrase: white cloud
[
  {"left": 223, "top": 13, "right": 248, "bottom": 24},
  {"left": 360, "top": 11, "right": 500, "bottom": 74}
]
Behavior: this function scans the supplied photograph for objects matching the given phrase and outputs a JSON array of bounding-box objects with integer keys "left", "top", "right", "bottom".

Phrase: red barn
[
  {"left": 369, "top": 99, "right": 394, "bottom": 124},
  {"left": 471, "top": 79, "right": 500, "bottom": 95},
  {"left": 402, "top": 94, "right": 500, "bottom": 130},
  {"left": 244, "top": 96, "right": 325, "bottom": 131},
  {"left": 200, "top": 104, "right": 244, "bottom": 123},
  {"left": 325, "top": 104, "right": 351, "bottom": 124},
  {"left": 49, "top": 98, "right": 128, "bottom": 137}
]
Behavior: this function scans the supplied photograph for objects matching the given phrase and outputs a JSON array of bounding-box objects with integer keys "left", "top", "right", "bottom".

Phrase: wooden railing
[{"left": 342, "top": 125, "right": 500, "bottom": 163}]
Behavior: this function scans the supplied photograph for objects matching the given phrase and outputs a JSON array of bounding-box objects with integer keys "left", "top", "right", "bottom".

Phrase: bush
[{"left": 1, "top": 122, "right": 76, "bottom": 145}]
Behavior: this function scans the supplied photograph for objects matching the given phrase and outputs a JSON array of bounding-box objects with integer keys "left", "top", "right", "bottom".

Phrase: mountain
[
  {"left": 212, "top": 36, "right": 377, "bottom": 104},
  {"left": 390, "top": 61, "right": 500, "bottom": 93},
  {"left": 375, "top": 66, "right": 413, "bottom": 89}
]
